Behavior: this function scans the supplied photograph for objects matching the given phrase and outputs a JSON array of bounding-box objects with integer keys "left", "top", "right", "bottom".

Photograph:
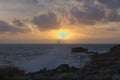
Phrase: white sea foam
[{"left": 20, "top": 45, "right": 81, "bottom": 72}]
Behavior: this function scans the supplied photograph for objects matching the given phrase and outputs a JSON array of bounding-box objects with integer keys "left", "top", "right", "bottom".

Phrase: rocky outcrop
[
  {"left": 56, "top": 64, "right": 70, "bottom": 73},
  {"left": 28, "top": 64, "right": 80, "bottom": 80},
  {"left": 1, "top": 44, "right": 120, "bottom": 80},
  {"left": 80, "top": 44, "right": 120, "bottom": 80},
  {"left": 109, "top": 44, "right": 120, "bottom": 55},
  {"left": 0, "top": 66, "right": 26, "bottom": 80},
  {"left": 27, "top": 44, "right": 120, "bottom": 80},
  {"left": 71, "top": 47, "right": 88, "bottom": 53}
]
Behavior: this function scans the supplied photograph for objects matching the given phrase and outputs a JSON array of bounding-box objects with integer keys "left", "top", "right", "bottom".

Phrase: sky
[{"left": 0, "top": 0, "right": 120, "bottom": 44}]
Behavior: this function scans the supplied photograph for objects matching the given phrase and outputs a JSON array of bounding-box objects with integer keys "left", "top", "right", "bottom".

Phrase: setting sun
[{"left": 56, "top": 29, "right": 71, "bottom": 40}]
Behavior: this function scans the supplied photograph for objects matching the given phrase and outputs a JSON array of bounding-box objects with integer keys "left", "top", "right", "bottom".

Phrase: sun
[{"left": 56, "top": 29, "right": 71, "bottom": 40}]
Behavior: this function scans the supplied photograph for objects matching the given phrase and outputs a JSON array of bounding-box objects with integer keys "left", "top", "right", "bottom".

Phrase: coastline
[{"left": 0, "top": 44, "right": 120, "bottom": 80}]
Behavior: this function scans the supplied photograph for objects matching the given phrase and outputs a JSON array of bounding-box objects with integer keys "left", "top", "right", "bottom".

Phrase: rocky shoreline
[{"left": 0, "top": 44, "right": 120, "bottom": 80}]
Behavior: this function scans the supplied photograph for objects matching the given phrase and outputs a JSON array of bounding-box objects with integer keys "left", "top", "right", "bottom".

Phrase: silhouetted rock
[
  {"left": 2, "top": 44, "right": 120, "bottom": 80},
  {"left": 80, "top": 44, "right": 120, "bottom": 80},
  {"left": 39, "top": 67, "right": 47, "bottom": 73},
  {"left": 56, "top": 64, "right": 70, "bottom": 73},
  {"left": 109, "top": 44, "right": 120, "bottom": 55},
  {"left": 28, "top": 64, "right": 80, "bottom": 80},
  {"left": 71, "top": 47, "right": 88, "bottom": 53},
  {"left": 0, "top": 66, "right": 26, "bottom": 80},
  {"left": 28, "top": 44, "right": 120, "bottom": 80},
  {"left": 70, "top": 66, "right": 80, "bottom": 72}
]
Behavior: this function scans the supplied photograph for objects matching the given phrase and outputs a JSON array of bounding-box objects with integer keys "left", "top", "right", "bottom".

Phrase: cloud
[
  {"left": 0, "top": 20, "right": 30, "bottom": 33},
  {"left": 98, "top": 0, "right": 120, "bottom": 9},
  {"left": 0, "top": 0, "right": 120, "bottom": 31},
  {"left": 23, "top": 0, "right": 39, "bottom": 5},
  {"left": 107, "top": 11, "right": 120, "bottom": 22},
  {"left": 0, "top": 20, "right": 12, "bottom": 33},
  {"left": 33, "top": 0, "right": 38, "bottom": 3},
  {"left": 75, "top": 0, "right": 94, "bottom": 4},
  {"left": 70, "top": 4, "right": 105, "bottom": 25},
  {"left": 69, "top": 0, "right": 120, "bottom": 25},
  {"left": 13, "top": 19, "right": 25, "bottom": 26},
  {"left": 32, "top": 12, "right": 60, "bottom": 31},
  {"left": 105, "top": 27, "right": 118, "bottom": 32}
]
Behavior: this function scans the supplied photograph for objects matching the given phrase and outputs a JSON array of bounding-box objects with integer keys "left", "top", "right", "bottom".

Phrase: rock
[
  {"left": 0, "top": 66, "right": 26, "bottom": 80},
  {"left": 71, "top": 47, "right": 88, "bottom": 53},
  {"left": 56, "top": 64, "right": 70, "bottom": 73},
  {"left": 40, "top": 67, "right": 47, "bottom": 73},
  {"left": 27, "top": 44, "right": 120, "bottom": 80},
  {"left": 109, "top": 44, "right": 120, "bottom": 55},
  {"left": 70, "top": 66, "right": 79, "bottom": 72},
  {"left": 87, "top": 44, "right": 120, "bottom": 70}
]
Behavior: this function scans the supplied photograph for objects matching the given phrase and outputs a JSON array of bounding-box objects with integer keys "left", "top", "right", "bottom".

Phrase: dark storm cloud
[
  {"left": 0, "top": 20, "right": 12, "bottom": 33},
  {"left": 13, "top": 19, "right": 25, "bottom": 26},
  {"left": 0, "top": 20, "right": 30, "bottom": 33},
  {"left": 98, "top": 0, "right": 120, "bottom": 9},
  {"left": 107, "top": 11, "right": 120, "bottom": 22},
  {"left": 32, "top": 12, "right": 60, "bottom": 31},
  {"left": 75, "top": 0, "right": 94, "bottom": 4},
  {"left": 76, "top": 0, "right": 82, "bottom": 2},
  {"left": 32, "top": 0, "right": 38, "bottom": 3},
  {"left": 69, "top": 0, "right": 120, "bottom": 25},
  {"left": 25, "top": 0, "right": 38, "bottom": 4},
  {"left": 70, "top": 5, "right": 105, "bottom": 25}
]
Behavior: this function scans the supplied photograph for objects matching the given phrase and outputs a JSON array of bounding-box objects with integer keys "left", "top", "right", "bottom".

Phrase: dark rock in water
[
  {"left": 56, "top": 64, "right": 70, "bottom": 73},
  {"left": 71, "top": 47, "right": 88, "bottom": 53}
]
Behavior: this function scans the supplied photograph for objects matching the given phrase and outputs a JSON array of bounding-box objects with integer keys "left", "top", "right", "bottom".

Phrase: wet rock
[
  {"left": 56, "top": 64, "right": 70, "bottom": 73},
  {"left": 39, "top": 67, "right": 47, "bottom": 73},
  {"left": 0, "top": 66, "right": 26, "bottom": 80},
  {"left": 71, "top": 47, "right": 88, "bottom": 53},
  {"left": 27, "top": 64, "right": 81, "bottom": 80},
  {"left": 70, "top": 66, "right": 79, "bottom": 72}
]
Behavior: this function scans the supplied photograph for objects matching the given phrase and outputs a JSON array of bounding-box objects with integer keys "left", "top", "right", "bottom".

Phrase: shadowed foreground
[{"left": 0, "top": 44, "right": 120, "bottom": 80}]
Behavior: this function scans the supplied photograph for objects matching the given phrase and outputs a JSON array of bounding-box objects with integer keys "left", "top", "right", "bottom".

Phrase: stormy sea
[{"left": 0, "top": 44, "right": 115, "bottom": 72}]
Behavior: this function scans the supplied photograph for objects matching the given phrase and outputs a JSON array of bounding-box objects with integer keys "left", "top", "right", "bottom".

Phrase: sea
[{"left": 0, "top": 44, "right": 115, "bottom": 72}]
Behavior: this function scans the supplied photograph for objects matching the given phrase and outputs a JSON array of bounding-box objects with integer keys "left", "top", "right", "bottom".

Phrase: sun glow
[{"left": 56, "top": 29, "right": 71, "bottom": 40}]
